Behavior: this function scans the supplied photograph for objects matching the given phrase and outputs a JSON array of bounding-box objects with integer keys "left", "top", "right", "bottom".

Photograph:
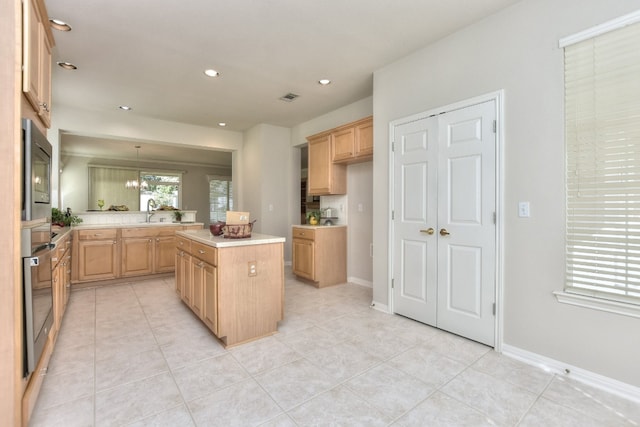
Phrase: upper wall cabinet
[
  {"left": 23, "top": 0, "right": 54, "bottom": 128},
  {"left": 307, "top": 132, "right": 346, "bottom": 195},
  {"left": 331, "top": 116, "right": 373, "bottom": 164},
  {"left": 306, "top": 116, "right": 372, "bottom": 196}
]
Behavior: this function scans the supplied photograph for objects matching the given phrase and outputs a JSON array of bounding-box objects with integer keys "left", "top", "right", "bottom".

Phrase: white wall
[
  {"left": 372, "top": 0, "right": 640, "bottom": 387},
  {"left": 242, "top": 123, "right": 293, "bottom": 261}
]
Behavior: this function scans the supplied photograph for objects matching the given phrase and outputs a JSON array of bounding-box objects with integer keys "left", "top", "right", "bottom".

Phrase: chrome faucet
[{"left": 146, "top": 198, "right": 157, "bottom": 222}]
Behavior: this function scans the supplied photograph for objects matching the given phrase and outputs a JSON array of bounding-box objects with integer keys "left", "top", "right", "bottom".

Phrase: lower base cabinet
[
  {"left": 292, "top": 226, "right": 347, "bottom": 287},
  {"left": 176, "top": 233, "right": 284, "bottom": 347}
]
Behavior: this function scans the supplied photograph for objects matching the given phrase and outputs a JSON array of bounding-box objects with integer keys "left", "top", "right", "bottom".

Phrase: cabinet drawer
[
  {"left": 191, "top": 241, "right": 217, "bottom": 266},
  {"left": 76, "top": 228, "right": 117, "bottom": 240},
  {"left": 292, "top": 227, "right": 315, "bottom": 240},
  {"left": 176, "top": 235, "right": 191, "bottom": 252},
  {"left": 157, "top": 226, "right": 181, "bottom": 237},
  {"left": 121, "top": 228, "right": 155, "bottom": 238}
]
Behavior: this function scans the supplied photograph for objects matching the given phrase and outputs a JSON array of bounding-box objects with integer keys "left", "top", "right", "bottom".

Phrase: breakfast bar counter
[{"left": 174, "top": 229, "right": 285, "bottom": 347}]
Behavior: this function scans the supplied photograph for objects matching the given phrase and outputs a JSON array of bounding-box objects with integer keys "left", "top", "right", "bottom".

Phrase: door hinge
[
  {"left": 492, "top": 120, "right": 497, "bottom": 133},
  {"left": 493, "top": 212, "right": 496, "bottom": 224},
  {"left": 391, "top": 141, "right": 395, "bottom": 152},
  {"left": 391, "top": 210, "right": 395, "bottom": 220},
  {"left": 492, "top": 303, "right": 496, "bottom": 315},
  {"left": 391, "top": 278, "right": 395, "bottom": 289}
]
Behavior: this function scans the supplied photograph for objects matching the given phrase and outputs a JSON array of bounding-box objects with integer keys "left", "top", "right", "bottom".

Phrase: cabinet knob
[{"left": 198, "top": 249, "right": 205, "bottom": 254}]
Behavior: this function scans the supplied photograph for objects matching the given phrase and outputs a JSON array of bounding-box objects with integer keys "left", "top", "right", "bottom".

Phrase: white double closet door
[{"left": 392, "top": 100, "right": 496, "bottom": 346}]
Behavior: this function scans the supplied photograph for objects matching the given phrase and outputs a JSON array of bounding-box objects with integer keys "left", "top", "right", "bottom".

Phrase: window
[
  {"left": 209, "top": 177, "right": 233, "bottom": 223},
  {"left": 88, "top": 167, "right": 182, "bottom": 210},
  {"left": 140, "top": 172, "right": 181, "bottom": 209},
  {"left": 557, "top": 12, "right": 640, "bottom": 317}
]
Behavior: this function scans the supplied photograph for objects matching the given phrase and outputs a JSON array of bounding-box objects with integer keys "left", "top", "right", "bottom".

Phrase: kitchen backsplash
[
  {"left": 320, "top": 195, "right": 347, "bottom": 225},
  {"left": 75, "top": 210, "right": 197, "bottom": 225}
]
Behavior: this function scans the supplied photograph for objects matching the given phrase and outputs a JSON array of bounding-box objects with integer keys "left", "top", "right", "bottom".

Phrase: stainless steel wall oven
[{"left": 21, "top": 221, "right": 53, "bottom": 376}]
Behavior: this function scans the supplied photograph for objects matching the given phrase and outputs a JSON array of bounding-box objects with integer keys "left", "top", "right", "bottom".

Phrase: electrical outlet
[
  {"left": 248, "top": 261, "right": 257, "bottom": 277},
  {"left": 518, "top": 201, "right": 530, "bottom": 218}
]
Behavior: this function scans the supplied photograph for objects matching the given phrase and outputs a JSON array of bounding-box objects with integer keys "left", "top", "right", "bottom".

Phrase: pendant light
[{"left": 125, "top": 145, "right": 149, "bottom": 190}]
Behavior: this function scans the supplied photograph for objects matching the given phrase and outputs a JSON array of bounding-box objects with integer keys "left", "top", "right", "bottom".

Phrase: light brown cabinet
[
  {"left": 332, "top": 116, "right": 373, "bottom": 163},
  {"left": 121, "top": 230, "right": 154, "bottom": 277},
  {"left": 22, "top": 0, "right": 53, "bottom": 127},
  {"left": 51, "top": 233, "right": 71, "bottom": 339},
  {"left": 176, "top": 231, "right": 284, "bottom": 347},
  {"left": 75, "top": 229, "right": 119, "bottom": 282},
  {"left": 121, "top": 226, "right": 181, "bottom": 277},
  {"left": 307, "top": 132, "right": 346, "bottom": 195},
  {"left": 292, "top": 226, "right": 347, "bottom": 287},
  {"left": 73, "top": 225, "right": 200, "bottom": 285},
  {"left": 306, "top": 116, "right": 373, "bottom": 195}
]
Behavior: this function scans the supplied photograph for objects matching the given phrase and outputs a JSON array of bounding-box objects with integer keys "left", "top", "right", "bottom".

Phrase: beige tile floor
[{"left": 30, "top": 269, "right": 640, "bottom": 426}]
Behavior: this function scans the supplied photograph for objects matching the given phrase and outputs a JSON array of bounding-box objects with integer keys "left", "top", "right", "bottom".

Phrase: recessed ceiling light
[
  {"left": 118, "top": 105, "right": 132, "bottom": 111},
  {"left": 204, "top": 69, "right": 220, "bottom": 77},
  {"left": 49, "top": 19, "right": 72, "bottom": 31},
  {"left": 218, "top": 122, "right": 227, "bottom": 127},
  {"left": 318, "top": 79, "right": 331, "bottom": 85},
  {"left": 57, "top": 61, "right": 77, "bottom": 70}
]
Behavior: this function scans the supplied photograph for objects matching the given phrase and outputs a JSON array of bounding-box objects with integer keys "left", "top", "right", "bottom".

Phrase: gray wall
[{"left": 372, "top": 0, "right": 640, "bottom": 387}]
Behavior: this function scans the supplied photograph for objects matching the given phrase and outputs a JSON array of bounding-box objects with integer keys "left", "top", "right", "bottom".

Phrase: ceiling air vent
[{"left": 279, "top": 93, "right": 299, "bottom": 102}]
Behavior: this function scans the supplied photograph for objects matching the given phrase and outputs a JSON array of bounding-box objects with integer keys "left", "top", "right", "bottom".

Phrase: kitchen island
[{"left": 175, "top": 229, "right": 285, "bottom": 347}]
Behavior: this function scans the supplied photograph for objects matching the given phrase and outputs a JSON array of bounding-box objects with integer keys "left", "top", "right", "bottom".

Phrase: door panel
[
  {"left": 393, "top": 117, "right": 438, "bottom": 325},
  {"left": 393, "top": 99, "right": 496, "bottom": 346},
  {"left": 437, "top": 100, "right": 496, "bottom": 346}
]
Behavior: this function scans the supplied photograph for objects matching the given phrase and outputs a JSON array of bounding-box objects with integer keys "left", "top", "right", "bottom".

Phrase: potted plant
[
  {"left": 51, "top": 207, "right": 83, "bottom": 227},
  {"left": 172, "top": 210, "right": 183, "bottom": 222},
  {"left": 306, "top": 210, "right": 321, "bottom": 225}
]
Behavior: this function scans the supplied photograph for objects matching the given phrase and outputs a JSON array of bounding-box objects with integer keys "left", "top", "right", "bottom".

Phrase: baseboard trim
[
  {"left": 348, "top": 276, "right": 373, "bottom": 288},
  {"left": 501, "top": 344, "right": 640, "bottom": 403},
  {"left": 370, "top": 301, "right": 390, "bottom": 314}
]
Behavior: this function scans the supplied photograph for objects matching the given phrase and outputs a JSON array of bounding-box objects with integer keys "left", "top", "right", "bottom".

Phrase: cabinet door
[
  {"left": 121, "top": 237, "right": 154, "bottom": 277},
  {"left": 292, "top": 238, "right": 315, "bottom": 280},
  {"left": 22, "top": 0, "right": 41, "bottom": 111},
  {"left": 308, "top": 134, "right": 332, "bottom": 195},
  {"left": 332, "top": 127, "right": 355, "bottom": 162},
  {"left": 191, "top": 258, "right": 205, "bottom": 317},
  {"left": 77, "top": 239, "right": 118, "bottom": 281},
  {"left": 180, "top": 253, "right": 193, "bottom": 305},
  {"left": 175, "top": 249, "right": 184, "bottom": 295},
  {"left": 39, "top": 34, "right": 52, "bottom": 127},
  {"left": 155, "top": 235, "right": 176, "bottom": 273},
  {"left": 202, "top": 263, "right": 217, "bottom": 333},
  {"left": 52, "top": 262, "right": 63, "bottom": 337},
  {"left": 355, "top": 118, "right": 373, "bottom": 158}
]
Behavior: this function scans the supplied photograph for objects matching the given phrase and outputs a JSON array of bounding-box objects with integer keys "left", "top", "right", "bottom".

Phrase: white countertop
[
  {"left": 292, "top": 224, "right": 347, "bottom": 229},
  {"left": 176, "top": 229, "right": 285, "bottom": 248},
  {"left": 72, "top": 222, "right": 203, "bottom": 229}
]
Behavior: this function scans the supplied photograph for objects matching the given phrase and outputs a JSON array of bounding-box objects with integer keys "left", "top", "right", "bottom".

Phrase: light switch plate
[
  {"left": 248, "top": 261, "right": 257, "bottom": 277},
  {"left": 518, "top": 201, "right": 530, "bottom": 218}
]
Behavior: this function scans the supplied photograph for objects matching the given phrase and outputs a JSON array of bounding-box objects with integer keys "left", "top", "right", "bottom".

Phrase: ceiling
[
  {"left": 61, "top": 134, "right": 232, "bottom": 168},
  {"left": 47, "top": 0, "right": 520, "bottom": 162}
]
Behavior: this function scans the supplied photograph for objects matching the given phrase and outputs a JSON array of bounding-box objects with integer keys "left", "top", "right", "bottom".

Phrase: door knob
[
  {"left": 440, "top": 228, "right": 450, "bottom": 236},
  {"left": 420, "top": 228, "right": 435, "bottom": 235}
]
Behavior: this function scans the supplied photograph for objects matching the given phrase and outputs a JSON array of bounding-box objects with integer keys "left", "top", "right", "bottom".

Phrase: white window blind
[{"left": 564, "top": 20, "right": 640, "bottom": 305}]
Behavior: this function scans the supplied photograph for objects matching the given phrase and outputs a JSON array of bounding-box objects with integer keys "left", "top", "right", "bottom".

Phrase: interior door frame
[{"left": 388, "top": 90, "right": 505, "bottom": 351}]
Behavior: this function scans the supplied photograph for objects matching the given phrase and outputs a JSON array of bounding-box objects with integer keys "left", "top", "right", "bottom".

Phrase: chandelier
[{"left": 125, "top": 145, "right": 149, "bottom": 190}]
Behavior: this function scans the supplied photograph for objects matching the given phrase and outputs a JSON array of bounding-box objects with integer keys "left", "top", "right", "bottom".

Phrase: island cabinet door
[
  {"left": 202, "top": 263, "right": 217, "bottom": 334},
  {"left": 180, "top": 253, "right": 193, "bottom": 305},
  {"left": 175, "top": 249, "right": 185, "bottom": 295},
  {"left": 191, "top": 258, "right": 205, "bottom": 317}
]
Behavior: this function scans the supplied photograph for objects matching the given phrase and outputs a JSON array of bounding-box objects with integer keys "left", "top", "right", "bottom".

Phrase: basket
[{"left": 223, "top": 220, "right": 256, "bottom": 239}]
